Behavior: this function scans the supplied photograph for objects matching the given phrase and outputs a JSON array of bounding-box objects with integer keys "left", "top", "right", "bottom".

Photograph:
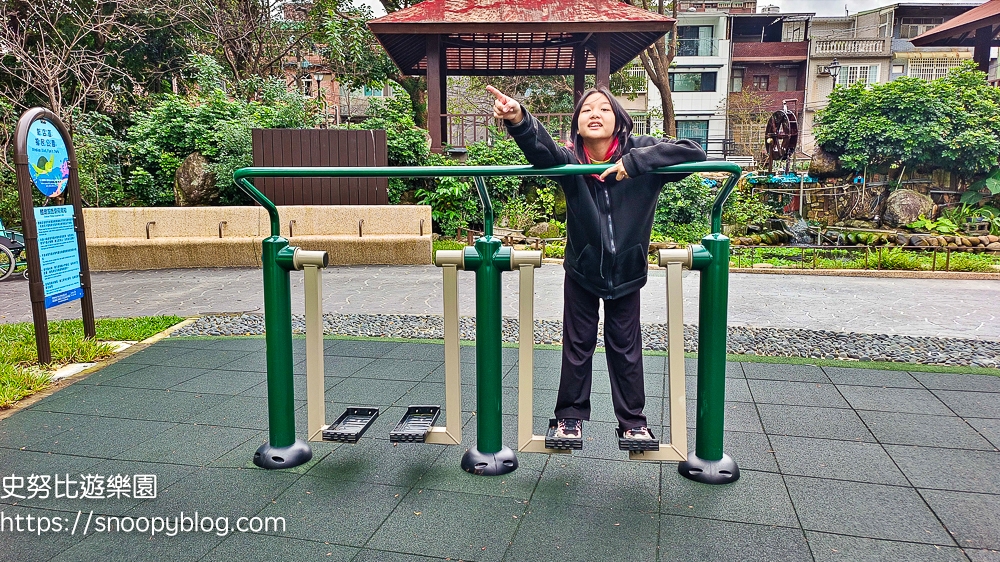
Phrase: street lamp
[{"left": 828, "top": 58, "right": 842, "bottom": 86}]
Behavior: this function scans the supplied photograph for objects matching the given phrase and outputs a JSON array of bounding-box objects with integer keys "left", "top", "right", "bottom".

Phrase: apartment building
[{"left": 647, "top": 10, "right": 731, "bottom": 156}]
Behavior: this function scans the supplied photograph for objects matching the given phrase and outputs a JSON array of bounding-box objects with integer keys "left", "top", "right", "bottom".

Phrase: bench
[{"left": 82, "top": 205, "right": 431, "bottom": 271}]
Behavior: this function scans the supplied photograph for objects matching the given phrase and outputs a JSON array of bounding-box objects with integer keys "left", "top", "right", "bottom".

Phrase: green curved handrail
[{"left": 233, "top": 161, "right": 743, "bottom": 237}]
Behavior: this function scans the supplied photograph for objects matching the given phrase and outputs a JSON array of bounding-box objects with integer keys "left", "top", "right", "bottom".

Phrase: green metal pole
[
  {"left": 695, "top": 233, "right": 729, "bottom": 461},
  {"left": 474, "top": 235, "right": 503, "bottom": 454}
]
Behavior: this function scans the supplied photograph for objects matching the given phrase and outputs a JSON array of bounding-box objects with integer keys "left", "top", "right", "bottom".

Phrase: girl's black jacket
[{"left": 506, "top": 109, "right": 707, "bottom": 299}]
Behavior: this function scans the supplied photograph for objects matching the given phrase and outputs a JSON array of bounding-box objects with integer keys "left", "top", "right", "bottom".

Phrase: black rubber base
[
  {"left": 461, "top": 446, "right": 518, "bottom": 476},
  {"left": 253, "top": 439, "right": 313, "bottom": 470},
  {"left": 678, "top": 452, "right": 740, "bottom": 484}
]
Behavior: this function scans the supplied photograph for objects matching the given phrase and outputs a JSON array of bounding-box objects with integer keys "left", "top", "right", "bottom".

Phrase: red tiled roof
[{"left": 911, "top": 0, "right": 1000, "bottom": 46}]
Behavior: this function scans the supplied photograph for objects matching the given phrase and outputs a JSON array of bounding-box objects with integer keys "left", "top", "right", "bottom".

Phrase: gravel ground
[{"left": 171, "top": 313, "right": 1000, "bottom": 368}]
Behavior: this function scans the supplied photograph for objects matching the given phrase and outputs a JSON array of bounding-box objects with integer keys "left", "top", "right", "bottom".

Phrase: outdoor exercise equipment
[{"left": 233, "top": 161, "right": 742, "bottom": 484}]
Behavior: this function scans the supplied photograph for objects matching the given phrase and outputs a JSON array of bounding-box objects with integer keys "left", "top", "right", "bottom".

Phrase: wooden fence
[{"left": 251, "top": 129, "right": 389, "bottom": 205}]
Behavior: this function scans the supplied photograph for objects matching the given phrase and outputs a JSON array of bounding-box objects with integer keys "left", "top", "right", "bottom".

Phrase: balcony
[
  {"left": 812, "top": 38, "right": 890, "bottom": 57},
  {"left": 732, "top": 41, "right": 808, "bottom": 62},
  {"left": 677, "top": 38, "right": 720, "bottom": 58}
]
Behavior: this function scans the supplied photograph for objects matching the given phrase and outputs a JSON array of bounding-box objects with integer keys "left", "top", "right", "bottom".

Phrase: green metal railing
[{"left": 235, "top": 162, "right": 743, "bottom": 483}]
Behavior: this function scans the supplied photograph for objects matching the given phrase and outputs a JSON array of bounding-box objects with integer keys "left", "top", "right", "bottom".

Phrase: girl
[{"left": 487, "top": 85, "right": 706, "bottom": 448}]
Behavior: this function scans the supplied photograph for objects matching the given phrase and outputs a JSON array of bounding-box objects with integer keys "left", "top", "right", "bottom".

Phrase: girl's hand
[
  {"left": 487, "top": 86, "right": 523, "bottom": 124},
  {"left": 598, "top": 160, "right": 629, "bottom": 182}
]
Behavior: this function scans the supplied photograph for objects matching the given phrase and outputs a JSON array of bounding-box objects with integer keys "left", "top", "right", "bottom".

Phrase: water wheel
[{"left": 763, "top": 109, "right": 798, "bottom": 172}]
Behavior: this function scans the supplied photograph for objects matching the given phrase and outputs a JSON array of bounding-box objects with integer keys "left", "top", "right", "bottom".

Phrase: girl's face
[{"left": 577, "top": 92, "right": 615, "bottom": 142}]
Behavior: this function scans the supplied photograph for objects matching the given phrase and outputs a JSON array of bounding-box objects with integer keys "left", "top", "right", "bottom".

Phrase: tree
[
  {"left": 0, "top": 0, "right": 181, "bottom": 120},
  {"left": 725, "top": 87, "right": 772, "bottom": 159},
  {"left": 814, "top": 62, "right": 1000, "bottom": 181},
  {"left": 626, "top": 0, "right": 678, "bottom": 137}
]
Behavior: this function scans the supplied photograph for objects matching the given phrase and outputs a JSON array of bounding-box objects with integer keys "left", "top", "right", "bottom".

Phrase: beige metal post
[
  {"left": 427, "top": 252, "right": 464, "bottom": 445},
  {"left": 628, "top": 250, "right": 690, "bottom": 461},
  {"left": 304, "top": 263, "right": 326, "bottom": 441},
  {"left": 514, "top": 254, "right": 568, "bottom": 454}
]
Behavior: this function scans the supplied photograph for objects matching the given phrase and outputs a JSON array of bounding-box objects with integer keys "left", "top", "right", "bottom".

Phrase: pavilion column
[
  {"left": 573, "top": 45, "right": 587, "bottom": 104},
  {"left": 974, "top": 25, "right": 993, "bottom": 73},
  {"left": 427, "top": 34, "right": 443, "bottom": 153},
  {"left": 595, "top": 34, "right": 611, "bottom": 89},
  {"left": 440, "top": 39, "right": 449, "bottom": 147}
]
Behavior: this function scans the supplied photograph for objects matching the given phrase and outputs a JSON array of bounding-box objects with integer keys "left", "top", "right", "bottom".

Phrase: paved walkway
[
  {"left": 1, "top": 266, "right": 999, "bottom": 339},
  {"left": 2, "top": 339, "right": 999, "bottom": 561}
]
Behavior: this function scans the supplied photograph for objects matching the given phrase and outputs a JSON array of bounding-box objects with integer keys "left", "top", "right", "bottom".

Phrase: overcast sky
[{"left": 758, "top": 0, "right": 984, "bottom": 17}]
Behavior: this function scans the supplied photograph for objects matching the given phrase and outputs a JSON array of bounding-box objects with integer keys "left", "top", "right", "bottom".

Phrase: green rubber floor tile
[
  {"left": 177, "top": 337, "right": 267, "bottom": 352},
  {"left": 319, "top": 356, "right": 378, "bottom": 377},
  {"left": 932, "top": 389, "right": 1000, "bottom": 419},
  {"left": 305, "top": 438, "right": 446, "bottom": 486},
  {"left": 743, "top": 362, "right": 830, "bottom": 383},
  {"left": 885, "top": 445, "right": 1000, "bottom": 494},
  {"left": 98, "top": 365, "right": 212, "bottom": 390},
  {"left": 331, "top": 378, "right": 418, "bottom": 406},
  {"left": 325, "top": 339, "right": 402, "bottom": 358},
  {"left": 0, "top": 449, "right": 102, "bottom": 487},
  {"left": 912, "top": 372, "right": 1000, "bottom": 392},
  {"left": 966, "top": 418, "right": 1000, "bottom": 450},
  {"left": 921, "top": 489, "right": 1000, "bottom": 550},
  {"left": 149, "top": 337, "right": 207, "bottom": 349},
  {"left": 748, "top": 379, "right": 849, "bottom": 408},
  {"left": 258, "top": 474, "right": 406, "bottom": 547},
  {"left": 59, "top": 523, "right": 225, "bottom": 562},
  {"left": 587, "top": 395, "right": 664, "bottom": 426},
  {"left": 504, "top": 500, "right": 658, "bottom": 562},
  {"left": 724, "top": 430, "right": 779, "bottom": 472},
  {"left": 382, "top": 342, "right": 446, "bottom": 362},
  {"left": 114, "top": 424, "right": 260, "bottom": 466},
  {"left": 27, "top": 416, "right": 172, "bottom": 459},
  {"left": 757, "top": 403, "right": 875, "bottom": 442},
  {"left": 30, "top": 385, "right": 230, "bottom": 422},
  {"left": 806, "top": 531, "right": 970, "bottom": 562},
  {"left": 838, "top": 386, "right": 952, "bottom": 416},
  {"left": 74, "top": 361, "right": 148, "bottom": 385},
  {"left": 821, "top": 367, "right": 921, "bottom": 388},
  {"left": 459, "top": 345, "right": 520, "bottom": 364},
  {"left": 660, "top": 469, "right": 798, "bottom": 527},
  {"left": 784, "top": 476, "right": 954, "bottom": 544},
  {"left": 0, "top": 410, "right": 92, "bottom": 450},
  {"left": 351, "top": 358, "right": 441, "bottom": 382},
  {"left": 190, "top": 395, "right": 275, "bottom": 431},
  {"left": 859, "top": 410, "right": 995, "bottom": 450},
  {"left": 215, "top": 351, "right": 269, "bottom": 373},
  {"left": 659, "top": 515, "right": 810, "bottom": 562},
  {"left": 120, "top": 347, "right": 251, "bottom": 370},
  {"left": 534, "top": 455, "right": 661, "bottom": 512},
  {"left": 239, "top": 376, "right": 309, "bottom": 399},
  {"left": 202, "top": 532, "right": 359, "bottom": 562},
  {"left": 367, "top": 488, "right": 525, "bottom": 562},
  {"left": 352, "top": 549, "right": 455, "bottom": 562},
  {"left": 0, "top": 505, "right": 92, "bottom": 561},
  {"left": 169, "top": 370, "right": 265, "bottom": 395},
  {"left": 685, "top": 376, "right": 753, "bottom": 403},
  {"left": 769, "top": 435, "right": 908, "bottom": 485},
  {"left": 412, "top": 448, "right": 542, "bottom": 500}
]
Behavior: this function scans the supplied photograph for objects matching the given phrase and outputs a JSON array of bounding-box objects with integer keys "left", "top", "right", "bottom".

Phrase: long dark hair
[{"left": 569, "top": 86, "right": 633, "bottom": 164}]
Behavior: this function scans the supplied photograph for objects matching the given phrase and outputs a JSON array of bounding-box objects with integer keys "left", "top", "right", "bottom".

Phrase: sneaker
[
  {"left": 622, "top": 426, "right": 654, "bottom": 440},
  {"left": 554, "top": 418, "right": 582, "bottom": 439}
]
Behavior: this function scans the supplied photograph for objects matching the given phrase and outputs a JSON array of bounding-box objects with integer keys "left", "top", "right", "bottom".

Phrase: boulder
[
  {"left": 882, "top": 189, "right": 934, "bottom": 228},
  {"left": 988, "top": 242, "right": 1000, "bottom": 250},
  {"left": 808, "top": 146, "right": 843, "bottom": 178},
  {"left": 527, "top": 222, "right": 560, "bottom": 239},
  {"left": 174, "top": 152, "right": 218, "bottom": 206}
]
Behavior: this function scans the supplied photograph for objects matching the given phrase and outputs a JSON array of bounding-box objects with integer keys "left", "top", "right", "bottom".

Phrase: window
[
  {"left": 778, "top": 68, "right": 798, "bottom": 92},
  {"left": 363, "top": 84, "right": 386, "bottom": 97},
  {"left": 878, "top": 13, "right": 890, "bottom": 38},
  {"left": 677, "top": 25, "right": 716, "bottom": 57},
  {"left": 906, "top": 58, "right": 964, "bottom": 80},
  {"left": 677, "top": 120, "right": 709, "bottom": 149},
  {"left": 669, "top": 72, "right": 717, "bottom": 92},
  {"left": 752, "top": 75, "right": 769, "bottom": 90},
  {"left": 782, "top": 22, "right": 804, "bottom": 42},
  {"left": 899, "top": 17, "right": 943, "bottom": 39},
  {"left": 731, "top": 68, "right": 744, "bottom": 92},
  {"left": 838, "top": 64, "right": 880, "bottom": 86}
]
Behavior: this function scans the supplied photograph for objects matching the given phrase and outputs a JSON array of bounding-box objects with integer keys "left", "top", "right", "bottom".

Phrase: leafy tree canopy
[{"left": 814, "top": 62, "right": 1000, "bottom": 179}]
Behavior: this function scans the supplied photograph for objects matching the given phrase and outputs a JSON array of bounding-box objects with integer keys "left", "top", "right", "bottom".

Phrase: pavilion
[
  {"left": 911, "top": 0, "right": 1000, "bottom": 74},
  {"left": 368, "top": 0, "right": 675, "bottom": 152}
]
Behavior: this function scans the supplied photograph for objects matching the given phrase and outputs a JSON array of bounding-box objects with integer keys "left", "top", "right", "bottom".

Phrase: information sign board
[{"left": 34, "top": 205, "right": 83, "bottom": 308}]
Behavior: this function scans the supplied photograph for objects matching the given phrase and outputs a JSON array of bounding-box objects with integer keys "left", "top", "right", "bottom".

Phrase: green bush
[
  {"left": 723, "top": 179, "right": 775, "bottom": 228},
  {"left": 653, "top": 173, "right": 712, "bottom": 243}
]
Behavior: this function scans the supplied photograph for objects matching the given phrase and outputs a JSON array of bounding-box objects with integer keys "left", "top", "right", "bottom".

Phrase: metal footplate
[
  {"left": 390, "top": 406, "right": 441, "bottom": 443},
  {"left": 617, "top": 427, "right": 660, "bottom": 452},
  {"left": 322, "top": 408, "right": 379, "bottom": 443},
  {"left": 544, "top": 418, "right": 583, "bottom": 450}
]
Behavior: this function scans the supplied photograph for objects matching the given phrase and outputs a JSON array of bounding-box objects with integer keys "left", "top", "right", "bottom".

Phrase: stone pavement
[
  {"left": 1, "top": 266, "right": 999, "bottom": 339},
  {"left": 2, "top": 338, "right": 1000, "bottom": 561}
]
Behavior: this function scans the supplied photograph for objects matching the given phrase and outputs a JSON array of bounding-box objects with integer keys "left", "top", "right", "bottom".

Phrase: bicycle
[{"left": 0, "top": 217, "right": 28, "bottom": 281}]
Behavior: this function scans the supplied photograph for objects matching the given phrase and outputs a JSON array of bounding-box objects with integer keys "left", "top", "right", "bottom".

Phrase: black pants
[{"left": 555, "top": 274, "right": 647, "bottom": 430}]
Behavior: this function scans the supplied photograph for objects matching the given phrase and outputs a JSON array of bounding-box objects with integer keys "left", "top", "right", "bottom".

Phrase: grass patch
[
  {"left": 0, "top": 316, "right": 185, "bottom": 408},
  {"left": 432, "top": 239, "right": 466, "bottom": 262},
  {"left": 732, "top": 246, "right": 1000, "bottom": 273}
]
